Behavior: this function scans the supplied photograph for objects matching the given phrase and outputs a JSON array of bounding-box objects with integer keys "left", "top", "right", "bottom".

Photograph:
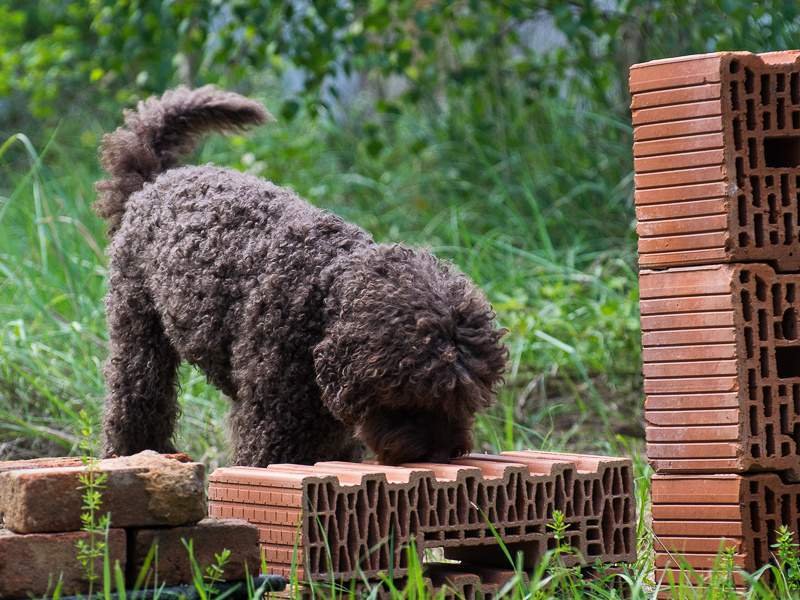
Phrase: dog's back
[{"left": 98, "top": 88, "right": 370, "bottom": 397}]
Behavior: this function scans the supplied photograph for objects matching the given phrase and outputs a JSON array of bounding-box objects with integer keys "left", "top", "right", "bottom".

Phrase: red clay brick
[
  {"left": 129, "top": 518, "right": 260, "bottom": 586},
  {"left": 0, "top": 528, "right": 126, "bottom": 597},
  {"left": 640, "top": 263, "right": 800, "bottom": 476},
  {"left": 0, "top": 451, "right": 205, "bottom": 533},
  {"left": 651, "top": 473, "right": 800, "bottom": 577},
  {"left": 208, "top": 451, "right": 636, "bottom": 582},
  {"left": 630, "top": 51, "right": 800, "bottom": 269}
]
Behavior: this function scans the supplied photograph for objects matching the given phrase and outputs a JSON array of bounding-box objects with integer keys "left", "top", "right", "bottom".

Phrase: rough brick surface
[
  {"left": 208, "top": 451, "right": 636, "bottom": 582},
  {"left": 640, "top": 263, "right": 800, "bottom": 476},
  {"left": 652, "top": 473, "right": 800, "bottom": 579},
  {"left": 0, "top": 453, "right": 193, "bottom": 475},
  {"left": 0, "top": 528, "right": 126, "bottom": 598},
  {"left": 630, "top": 51, "right": 800, "bottom": 269},
  {"left": 130, "top": 518, "right": 260, "bottom": 585},
  {"left": 0, "top": 451, "right": 205, "bottom": 533}
]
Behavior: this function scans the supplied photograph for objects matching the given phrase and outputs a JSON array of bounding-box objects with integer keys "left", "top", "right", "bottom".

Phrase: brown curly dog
[{"left": 96, "top": 86, "right": 507, "bottom": 466}]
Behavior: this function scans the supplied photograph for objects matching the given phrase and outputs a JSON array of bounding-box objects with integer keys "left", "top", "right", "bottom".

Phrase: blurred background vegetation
[{"left": 2, "top": 0, "right": 800, "bottom": 466}]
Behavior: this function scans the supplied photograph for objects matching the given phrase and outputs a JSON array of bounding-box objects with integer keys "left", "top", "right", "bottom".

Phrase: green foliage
[
  {"left": 75, "top": 409, "right": 111, "bottom": 597},
  {"left": 183, "top": 538, "right": 233, "bottom": 600},
  {"left": 773, "top": 525, "right": 800, "bottom": 591},
  {"left": 3, "top": 0, "right": 800, "bottom": 135}
]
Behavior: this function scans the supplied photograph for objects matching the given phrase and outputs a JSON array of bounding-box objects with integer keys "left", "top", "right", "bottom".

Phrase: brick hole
[
  {"left": 734, "top": 156, "right": 745, "bottom": 189},
  {"left": 730, "top": 59, "right": 740, "bottom": 73},
  {"left": 782, "top": 174, "right": 791, "bottom": 205},
  {"left": 793, "top": 73, "right": 800, "bottom": 103},
  {"left": 740, "top": 231, "right": 750, "bottom": 247},
  {"left": 751, "top": 499, "right": 762, "bottom": 532},
  {"left": 751, "top": 176, "right": 762, "bottom": 206},
  {"left": 776, "top": 346, "right": 800, "bottom": 377},
  {"left": 747, "top": 100, "right": 757, "bottom": 129},
  {"left": 764, "top": 136, "right": 800, "bottom": 167},
  {"left": 757, "top": 277, "right": 768, "bottom": 301},
  {"left": 774, "top": 284, "right": 784, "bottom": 314},
  {"left": 742, "top": 289, "right": 753, "bottom": 321},
  {"left": 766, "top": 175, "right": 776, "bottom": 188},
  {"left": 737, "top": 196, "right": 748, "bottom": 229},
  {"left": 755, "top": 214, "right": 765, "bottom": 246},
  {"left": 746, "top": 68, "right": 755, "bottom": 93},
  {"left": 750, "top": 405, "right": 759, "bottom": 436},
  {"left": 731, "top": 81, "right": 741, "bottom": 111},
  {"left": 767, "top": 424, "right": 776, "bottom": 455},
  {"left": 795, "top": 112, "right": 800, "bottom": 129},
  {"left": 767, "top": 520, "right": 778, "bottom": 547},
  {"left": 601, "top": 499, "right": 614, "bottom": 546},
  {"left": 771, "top": 230, "right": 780, "bottom": 244},
  {"left": 762, "top": 347, "right": 771, "bottom": 376},
  {"left": 762, "top": 74, "right": 772, "bottom": 105},
  {"left": 749, "top": 368, "right": 757, "bottom": 396},
  {"left": 749, "top": 137, "right": 759, "bottom": 168},
  {"left": 741, "top": 270, "right": 751, "bottom": 283},
  {"left": 613, "top": 528, "right": 625, "bottom": 555},
  {"left": 763, "top": 386, "right": 773, "bottom": 418},
  {"left": 764, "top": 111, "right": 772, "bottom": 130},
  {"left": 753, "top": 532, "right": 764, "bottom": 565},
  {"left": 783, "top": 308, "right": 799, "bottom": 339},
  {"left": 779, "top": 98, "right": 787, "bottom": 129},
  {"left": 752, "top": 441, "right": 762, "bottom": 458},
  {"left": 786, "top": 214, "right": 795, "bottom": 244},
  {"left": 759, "top": 310, "right": 769, "bottom": 341},
  {"left": 782, "top": 441, "right": 792, "bottom": 456},
  {"left": 778, "top": 73, "right": 787, "bottom": 92},
  {"left": 769, "top": 193, "right": 779, "bottom": 224},
  {"left": 621, "top": 467, "right": 632, "bottom": 494}
]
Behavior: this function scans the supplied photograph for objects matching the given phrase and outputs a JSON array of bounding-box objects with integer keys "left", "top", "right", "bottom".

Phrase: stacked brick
[
  {"left": 208, "top": 450, "right": 637, "bottom": 596},
  {"left": 0, "top": 451, "right": 260, "bottom": 598},
  {"left": 631, "top": 50, "right": 800, "bottom": 587}
]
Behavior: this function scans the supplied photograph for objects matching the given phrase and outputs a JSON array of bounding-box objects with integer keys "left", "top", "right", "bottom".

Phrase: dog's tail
[{"left": 95, "top": 86, "right": 270, "bottom": 234}]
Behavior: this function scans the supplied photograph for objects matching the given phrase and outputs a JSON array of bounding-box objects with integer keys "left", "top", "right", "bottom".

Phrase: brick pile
[
  {"left": 208, "top": 450, "right": 637, "bottom": 595},
  {"left": 0, "top": 451, "right": 260, "bottom": 598},
  {"left": 630, "top": 50, "right": 800, "bottom": 588}
]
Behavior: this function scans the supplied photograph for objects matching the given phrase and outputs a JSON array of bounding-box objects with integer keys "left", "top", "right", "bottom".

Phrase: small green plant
[
  {"left": 183, "top": 537, "right": 232, "bottom": 600},
  {"left": 74, "top": 409, "right": 111, "bottom": 599},
  {"left": 707, "top": 544, "right": 738, "bottom": 599},
  {"left": 773, "top": 524, "right": 800, "bottom": 591}
]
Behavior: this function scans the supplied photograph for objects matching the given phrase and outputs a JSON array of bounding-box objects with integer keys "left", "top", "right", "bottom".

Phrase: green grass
[
  {"left": 0, "top": 89, "right": 642, "bottom": 461},
  {"left": 7, "top": 90, "right": 784, "bottom": 596}
]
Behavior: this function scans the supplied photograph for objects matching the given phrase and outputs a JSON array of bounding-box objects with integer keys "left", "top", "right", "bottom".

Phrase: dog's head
[{"left": 314, "top": 244, "right": 507, "bottom": 464}]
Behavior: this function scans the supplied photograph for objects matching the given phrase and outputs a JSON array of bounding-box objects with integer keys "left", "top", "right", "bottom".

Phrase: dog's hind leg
[{"left": 101, "top": 272, "right": 181, "bottom": 457}]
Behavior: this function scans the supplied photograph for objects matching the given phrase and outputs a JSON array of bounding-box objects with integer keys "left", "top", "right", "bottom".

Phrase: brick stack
[
  {"left": 630, "top": 50, "right": 800, "bottom": 587},
  {"left": 0, "top": 451, "right": 260, "bottom": 598},
  {"left": 208, "top": 450, "right": 637, "bottom": 596}
]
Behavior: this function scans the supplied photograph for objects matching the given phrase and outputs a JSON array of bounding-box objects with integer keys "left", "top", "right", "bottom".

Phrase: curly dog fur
[{"left": 97, "top": 86, "right": 507, "bottom": 466}]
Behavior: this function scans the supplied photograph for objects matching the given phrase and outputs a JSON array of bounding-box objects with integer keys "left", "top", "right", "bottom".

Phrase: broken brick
[
  {"left": 630, "top": 51, "right": 800, "bottom": 270},
  {"left": 0, "top": 451, "right": 205, "bottom": 533},
  {"left": 129, "top": 518, "right": 260, "bottom": 586},
  {"left": 0, "top": 528, "right": 126, "bottom": 598},
  {"left": 208, "top": 451, "right": 636, "bottom": 582}
]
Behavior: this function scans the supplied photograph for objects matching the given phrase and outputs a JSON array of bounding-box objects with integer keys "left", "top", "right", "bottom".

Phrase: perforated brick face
[
  {"left": 207, "top": 451, "right": 636, "bottom": 582},
  {"left": 641, "top": 263, "right": 800, "bottom": 475},
  {"left": 652, "top": 473, "right": 800, "bottom": 582},
  {"left": 631, "top": 51, "right": 800, "bottom": 270}
]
